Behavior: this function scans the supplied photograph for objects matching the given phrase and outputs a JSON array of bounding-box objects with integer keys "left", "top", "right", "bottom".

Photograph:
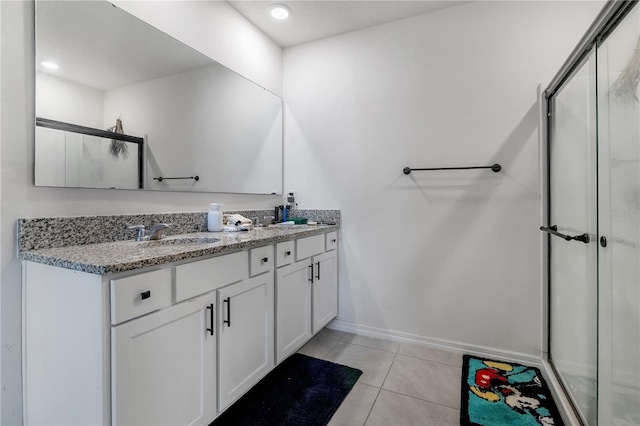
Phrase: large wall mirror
[{"left": 35, "top": 1, "right": 283, "bottom": 194}]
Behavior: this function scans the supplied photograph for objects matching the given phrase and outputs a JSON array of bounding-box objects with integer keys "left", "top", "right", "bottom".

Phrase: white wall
[
  {"left": 284, "top": 1, "right": 604, "bottom": 357},
  {"left": 112, "top": 0, "right": 283, "bottom": 97},
  {"left": 103, "top": 64, "right": 282, "bottom": 194},
  {"left": 0, "top": 1, "right": 282, "bottom": 424},
  {"left": 35, "top": 72, "right": 104, "bottom": 128}
]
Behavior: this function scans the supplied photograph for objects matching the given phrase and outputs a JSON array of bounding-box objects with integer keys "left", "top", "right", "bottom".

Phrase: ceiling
[
  {"left": 36, "top": 1, "right": 214, "bottom": 90},
  {"left": 36, "top": 1, "right": 467, "bottom": 90},
  {"left": 227, "top": 1, "right": 467, "bottom": 48}
]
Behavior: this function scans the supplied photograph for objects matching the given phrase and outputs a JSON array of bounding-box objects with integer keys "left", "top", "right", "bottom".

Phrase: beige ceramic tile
[
  {"left": 325, "top": 342, "right": 397, "bottom": 387},
  {"left": 297, "top": 334, "right": 339, "bottom": 359},
  {"left": 382, "top": 355, "right": 461, "bottom": 409},
  {"left": 341, "top": 333, "right": 401, "bottom": 353},
  {"left": 398, "top": 343, "right": 463, "bottom": 367},
  {"left": 318, "top": 327, "right": 347, "bottom": 341},
  {"left": 365, "top": 390, "right": 459, "bottom": 426},
  {"left": 328, "top": 383, "right": 380, "bottom": 426}
]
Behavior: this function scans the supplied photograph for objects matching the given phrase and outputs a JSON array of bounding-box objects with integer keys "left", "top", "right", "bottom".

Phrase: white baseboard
[{"left": 326, "top": 319, "right": 540, "bottom": 367}]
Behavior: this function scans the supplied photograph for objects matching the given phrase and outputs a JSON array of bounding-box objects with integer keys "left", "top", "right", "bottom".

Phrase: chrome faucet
[{"left": 127, "top": 223, "right": 172, "bottom": 241}]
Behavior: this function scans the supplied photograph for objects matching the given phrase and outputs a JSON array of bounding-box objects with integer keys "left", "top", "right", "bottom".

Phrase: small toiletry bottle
[
  {"left": 275, "top": 206, "right": 284, "bottom": 223},
  {"left": 283, "top": 195, "right": 291, "bottom": 222},
  {"left": 208, "top": 203, "right": 223, "bottom": 232}
]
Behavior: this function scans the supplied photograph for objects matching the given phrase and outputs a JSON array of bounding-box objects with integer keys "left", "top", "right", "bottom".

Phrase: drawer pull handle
[
  {"left": 206, "top": 304, "right": 214, "bottom": 336},
  {"left": 140, "top": 290, "right": 151, "bottom": 300},
  {"left": 285, "top": 251, "right": 291, "bottom": 256},
  {"left": 309, "top": 264, "right": 314, "bottom": 283},
  {"left": 316, "top": 261, "right": 321, "bottom": 280},
  {"left": 223, "top": 297, "right": 231, "bottom": 327},
  {"left": 262, "top": 257, "right": 269, "bottom": 263}
]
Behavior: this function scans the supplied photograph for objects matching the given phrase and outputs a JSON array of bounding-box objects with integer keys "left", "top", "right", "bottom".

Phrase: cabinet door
[
  {"left": 218, "top": 273, "right": 274, "bottom": 411},
  {"left": 275, "top": 260, "right": 312, "bottom": 363},
  {"left": 112, "top": 293, "right": 216, "bottom": 426},
  {"left": 312, "top": 250, "right": 338, "bottom": 334}
]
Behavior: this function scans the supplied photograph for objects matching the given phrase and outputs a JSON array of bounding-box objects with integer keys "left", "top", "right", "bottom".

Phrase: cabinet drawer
[
  {"left": 175, "top": 251, "right": 248, "bottom": 303},
  {"left": 275, "top": 241, "right": 295, "bottom": 268},
  {"left": 296, "top": 235, "right": 324, "bottom": 261},
  {"left": 325, "top": 231, "right": 338, "bottom": 251},
  {"left": 111, "top": 269, "right": 172, "bottom": 325},
  {"left": 250, "top": 245, "right": 274, "bottom": 277}
]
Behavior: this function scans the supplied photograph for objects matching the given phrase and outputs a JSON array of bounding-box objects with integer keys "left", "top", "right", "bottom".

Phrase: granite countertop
[{"left": 19, "top": 224, "right": 339, "bottom": 275}]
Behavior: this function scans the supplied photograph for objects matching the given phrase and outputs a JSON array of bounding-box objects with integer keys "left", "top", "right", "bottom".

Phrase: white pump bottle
[{"left": 207, "top": 203, "right": 223, "bottom": 232}]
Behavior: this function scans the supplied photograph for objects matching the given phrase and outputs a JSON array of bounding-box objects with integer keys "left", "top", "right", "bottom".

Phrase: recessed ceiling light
[
  {"left": 270, "top": 4, "right": 291, "bottom": 20},
  {"left": 41, "top": 61, "right": 59, "bottom": 70}
]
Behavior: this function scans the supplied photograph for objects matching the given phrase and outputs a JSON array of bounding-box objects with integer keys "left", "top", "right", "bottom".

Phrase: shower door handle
[{"left": 540, "top": 225, "right": 590, "bottom": 244}]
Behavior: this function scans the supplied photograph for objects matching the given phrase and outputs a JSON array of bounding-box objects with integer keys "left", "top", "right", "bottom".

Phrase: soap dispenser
[{"left": 208, "top": 203, "right": 223, "bottom": 232}]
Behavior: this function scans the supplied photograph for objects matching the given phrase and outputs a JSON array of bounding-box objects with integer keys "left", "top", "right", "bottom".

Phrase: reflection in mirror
[
  {"left": 35, "top": 0, "right": 283, "bottom": 194},
  {"left": 35, "top": 118, "right": 143, "bottom": 190}
]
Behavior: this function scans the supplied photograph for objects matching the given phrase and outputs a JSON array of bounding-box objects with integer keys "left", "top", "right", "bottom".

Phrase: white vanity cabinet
[
  {"left": 275, "top": 232, "right": 339, "bottom": 363},
  {"left": 109, "top": 253, "right": 246, "bottom": 426},
  {"left": 173, "top": 246, "right": 274, "bottom": 413},
  {"left": 23, "top": 228, "right": 337, "bottom": 426},
  {"left": 312, "top": 249, "right": 338, "bottom": 333},
  {"left": 275, "top": 259, "right": 313, "bottom": 363},
  {"left": 111, "top": 292, "right": 216, "bottom": 426},
  {"left": 217, "top": 272, "right": 274, "bottom": 411}
]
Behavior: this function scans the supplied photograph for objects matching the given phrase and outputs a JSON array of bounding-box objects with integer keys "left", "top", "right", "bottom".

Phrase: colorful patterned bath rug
[{"left": 461, "top": 355, "right": 564, "bottom": 426}]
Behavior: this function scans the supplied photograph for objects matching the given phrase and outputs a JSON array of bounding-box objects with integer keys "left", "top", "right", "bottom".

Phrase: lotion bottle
[{"left": 208, "top": 203, "right": 223, "bottom": 232}]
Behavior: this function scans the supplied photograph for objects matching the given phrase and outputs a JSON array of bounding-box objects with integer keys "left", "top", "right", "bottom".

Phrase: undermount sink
[{"left": 138, "top": 237, "right": 220, "bottom": 247}]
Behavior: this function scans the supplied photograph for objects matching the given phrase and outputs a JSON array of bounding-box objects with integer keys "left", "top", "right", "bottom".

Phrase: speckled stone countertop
[
  {"left": 17, "top": 209, "right": 340, "bottom": 251},
  {"left": 19, "top": 225, "right": 339, "bottom": 275}
]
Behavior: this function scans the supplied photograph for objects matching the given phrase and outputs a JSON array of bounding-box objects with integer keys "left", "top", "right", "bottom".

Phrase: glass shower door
[
  {"left": 548, "top": 51, "right": 598, "bottom": 425},
  {"left": 597, "top": 3, "right": 640, "bottom": 423}
]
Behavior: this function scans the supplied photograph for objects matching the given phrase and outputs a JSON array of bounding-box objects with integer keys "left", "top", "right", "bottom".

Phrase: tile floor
[{"left": 297, "top": 328, "right": 462, "bottom": 426}]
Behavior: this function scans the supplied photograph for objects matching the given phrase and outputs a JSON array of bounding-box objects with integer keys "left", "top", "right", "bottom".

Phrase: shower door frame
[
  {"left": 544, "top": 53, "right": 598, "bottom": 425},
  {"left": 543, "top": 1, "right": 638, "bottom": 424}
]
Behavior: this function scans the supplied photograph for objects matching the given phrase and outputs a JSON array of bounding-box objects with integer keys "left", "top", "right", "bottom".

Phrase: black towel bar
[
  {"left": 403, "top": 164, "right": 501, "bottom": 174},
  {"left": 154, "top": 176, "right": 200, "bottom": 182}
]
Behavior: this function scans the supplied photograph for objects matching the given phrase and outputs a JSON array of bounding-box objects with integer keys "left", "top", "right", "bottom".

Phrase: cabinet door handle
[
  {"left": 332, "top": 239, "right": 337, "bottom": 243},
  {"left": 206, "top": 304, "right": 214, "bottom": 336},
  {"left": 140, "top": 290, "right": 151, "bottom": 300},
  {"left": 262, "top": 257, "right": 269, "bottom": 263},
  {"left": 223, "top": 297, "right": 231, "bottom": 327},
  {"left": 285, "top": 251, "right": 291, "bottom": 256},
  {"left": 316, "top": 261, "right": 321, "bottom": 280},
  {"left": 309, "top": 264, "right": 314, "bottom": 283}
]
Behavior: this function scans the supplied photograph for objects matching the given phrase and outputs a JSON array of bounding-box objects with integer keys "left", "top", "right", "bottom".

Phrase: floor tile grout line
[
  {"left": 362, "top": 385, "right": 384, "bottom": 426},
  {"left": 379, "top": 352, "right": 463, "bottom": 412},
  {"left": 320, "top": 328, "right": 464, "bottom": 423},
  {"left": 363, "top": 350, "right": 400, "bottom": 426},
  {"left": 380, "top": 388, "right": 462, "bottom": 411},
  {"left": 321, "top": 333, "right": 345, "bottom": 341},
  {"left": 339, "top": 333, "right": 401, "bottom": 351},
  {"left": 321, "top": 339, "right": 339, "bottom": 360},
  {"left": 337, "top": 333, "right": 465, "bottom": 360},
  {"left": 395, "top": 352, "right": 463, "bottom": 368},
  {"left": 329, "top": 330, "right": 464, "bottom": 361},
  {"left": 336, "top": 340, "right": 401, "bottom": 354}
]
